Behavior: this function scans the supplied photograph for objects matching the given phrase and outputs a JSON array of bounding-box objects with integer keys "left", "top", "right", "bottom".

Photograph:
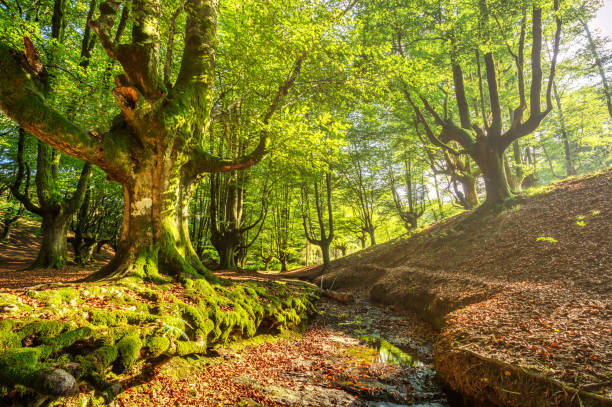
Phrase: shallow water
[{"left": 360, "top": 334, "right": 425, "bottom": 367}]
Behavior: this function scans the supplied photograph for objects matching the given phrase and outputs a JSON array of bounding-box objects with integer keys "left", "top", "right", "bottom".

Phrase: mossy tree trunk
[{"left": 11, "top": 132, "right": 92, "bottom": 269}]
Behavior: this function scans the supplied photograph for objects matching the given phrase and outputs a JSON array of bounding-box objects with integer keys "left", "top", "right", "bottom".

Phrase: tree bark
[
  {"left": 552, "top": 80, "right": 576, "bottom": 176},
  {"left": 581, "top": 19, "right": 612, "bottom": 119},
  {"left": 33, "top": 214, "right": 70, "bottom": 269},
  {"left": 460, "top": 175, "right": 479, "bottom": 209},
  {"left": 476, "top": 143, "right": 512, "bottom": 207}
]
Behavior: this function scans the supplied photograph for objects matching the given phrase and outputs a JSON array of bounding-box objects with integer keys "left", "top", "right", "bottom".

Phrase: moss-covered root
[
  {"left": 116, "top": 334, "right": 142, "bottom": 372},
  {"left": 0, "top": 348, "right": 77, "bottom": 396}
]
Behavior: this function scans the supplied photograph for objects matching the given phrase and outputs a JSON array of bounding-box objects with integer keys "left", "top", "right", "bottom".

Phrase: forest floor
[
  {"left": 0, "top": 222, "right": 453, "bottom": 406},
  {"left": 0, "top": 218, "right": 113, "bottom": 288},
  {"left": 105, "top": 295, "right": 453, "bottom": 407},
  {"left": 288, "top": 169, "right": 612, "bottom": 406}
]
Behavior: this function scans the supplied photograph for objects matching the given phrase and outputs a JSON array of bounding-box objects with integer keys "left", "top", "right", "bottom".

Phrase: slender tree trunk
[
  {"left": 581, "top": 19, "right": 612, "bottom": 119},
  {"left": 368, "top": 227, "right": 376, "bottom": 246},
  {"left": 521, "top": 147, "right": 538, "bottom": 188},
  {"left": 358, "top": 236, "right": 366, "bottom": 249},
  {"left": 552, "top": 80, "right": 576, "bottom": 176},
  {"left": 504, "top": 155, "right": 520, "bottom": 192},
  {"left": 320, "top": 241, "right": 331, "bottom": 268}
]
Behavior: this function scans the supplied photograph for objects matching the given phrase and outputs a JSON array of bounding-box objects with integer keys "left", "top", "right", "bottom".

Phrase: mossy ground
[{"left": 0, "top": 275, "right": 318, "bottom": 404}]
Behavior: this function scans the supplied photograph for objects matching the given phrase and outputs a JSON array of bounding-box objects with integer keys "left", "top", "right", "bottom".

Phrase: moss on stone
[
  {"left": 90, "top": 345, "right": 119, "bottom": 370},
  {"left": 175, "top": 340, "right": 205, "bottom": 356},
  {"left": 0, "top": 347, "right": 45, "bottom": 388},
  {"left": 41, "top": 327, "right": 92, "bottom": 352},
  {"left": 146, "top": 336, "right": 170, "bottom": 357},
  {"left": 116, "top": 334, "right": 142, "bottom": 371},
  {"left": 0, "top": 268, "right": 318, "bottom": 401},
  {"left": 18, "top": 320, "right": 66, "bottom": 339},
  {"left": 30, "top": 288, "right": 80, "bottom": 307},
  {"left": 0, "top": 320, "right": 20, "bottom": 349}
]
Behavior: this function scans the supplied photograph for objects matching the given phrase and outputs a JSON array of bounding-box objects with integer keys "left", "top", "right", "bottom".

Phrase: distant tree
[{"left": 301, "top": 170, "right": 334, "bottom": 268}]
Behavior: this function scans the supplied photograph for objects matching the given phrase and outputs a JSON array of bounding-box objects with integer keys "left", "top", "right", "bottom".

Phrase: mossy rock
[
  {"left": 115, "top": 334, "right": 142, "bottom": 372},
  {"left": 145, "top": 336, "right": 170, "bottom": 357},
  {"left": 18, "top": 320, "right": 66, "bottom": 340},
  {"left": 41, "top": 327, "right": 92, "bottom": 352}
]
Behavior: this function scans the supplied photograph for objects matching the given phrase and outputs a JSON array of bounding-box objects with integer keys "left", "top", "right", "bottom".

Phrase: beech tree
[
  {"left": 300, "top": 171, "right": 334, "bottom": 268},
  {"left": 404, "top": 2, "right": 562, "bottom": 207},
  {"left": 12, "top": 130, "right": 92, "bottom": 268},
  {"left": 0, "top": 0, "right": 314, "bottom": 279}
]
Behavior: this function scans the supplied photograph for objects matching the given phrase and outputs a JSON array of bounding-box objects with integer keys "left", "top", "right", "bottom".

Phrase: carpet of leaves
[
  {"left": 296, "top": 170, "right": 612, "bottom": 399},
  {"left": 114, "top": 298, "right": 448, "bottom": 407}
]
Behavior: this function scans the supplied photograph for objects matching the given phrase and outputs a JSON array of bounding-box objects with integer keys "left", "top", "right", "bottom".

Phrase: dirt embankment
[{"left": 288, "top": 170, "right": 612, "bottom": 407}]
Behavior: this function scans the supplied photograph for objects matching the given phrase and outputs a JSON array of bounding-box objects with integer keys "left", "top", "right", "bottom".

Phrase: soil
[{"left": 286, "top": 170, "right": 612, "bottom": 406}]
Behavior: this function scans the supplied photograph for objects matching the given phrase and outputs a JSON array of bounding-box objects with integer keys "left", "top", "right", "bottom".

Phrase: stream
[{"left": 311, "top": 296, "right": 458, "bottom": 407}]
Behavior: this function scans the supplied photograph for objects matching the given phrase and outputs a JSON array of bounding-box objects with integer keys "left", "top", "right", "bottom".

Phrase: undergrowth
[{"left": 0, "top": 276, "right": 318, "bottom": 405}]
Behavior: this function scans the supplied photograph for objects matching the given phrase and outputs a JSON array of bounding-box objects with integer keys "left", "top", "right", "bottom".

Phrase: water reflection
[{"left": 360, "top": 334, "right": 425, "bottom": 367}]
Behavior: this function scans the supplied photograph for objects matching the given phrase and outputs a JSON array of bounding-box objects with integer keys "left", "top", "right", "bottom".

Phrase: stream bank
[{"left": 105, "top": 294, "right": 461, "bottom": 406}]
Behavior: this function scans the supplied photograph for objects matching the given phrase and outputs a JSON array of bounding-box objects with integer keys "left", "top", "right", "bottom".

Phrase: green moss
[
  {"left": 30, "top": 288, "right": 80, "bottom": 307},
  {"left": 0, "top": 347, "right": 48, "bottom": 388},
  {"left": 180, "top": 304, "right": 214, "bottom": 339},
  {"left": 90, "top": 345, "right": 119, "bottom": 369},
  {"left": 175, "top": 340, "right": 205, "bottom": 356},
  {"left": 0, "top": 320, "right": 20, "bottom": 349},
  {"left": 116, "top": 334, "right": 142, "bottom": 371},
  {"left": 18, "top": 320, "right": 66, "bottom": 339},
  {"left": 146, "top": 336, "right": 170, "bottom": 357},
  {"left": 41, "top": 327, "right": 92, "bottom": 352},
  {"left": 89, "top": 309, "right": 127, "bottom": 327}
]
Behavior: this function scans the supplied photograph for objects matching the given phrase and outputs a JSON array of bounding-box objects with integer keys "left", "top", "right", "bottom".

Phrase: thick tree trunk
[
  {"left": 280, "top": 256, "right": 288, "bottom": 272},
  {"left": 458, "top": 175, "right": 479, "bottom": 209},
  {"left": 88, "top": 163, "right": 207, "bottom": 281},
  {"left": 32, "top": 215, "right": 69, "bottom": 269},
  {"left": 216, "top": 240, "right": 238, "bottom": 270},
  {"left": 476, "top": 143, "right": 513, "bottom": 207},
  {"left": 74, "top": 241, "right": 96, "bottom": 265},
  {"left": 1, "top": 222, "right": 13, "bottom": 241}
]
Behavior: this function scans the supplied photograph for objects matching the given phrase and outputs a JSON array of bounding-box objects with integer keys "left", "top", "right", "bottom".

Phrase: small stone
[{"left": 0, "top": 304, "right": 18, "bottom": 313}]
